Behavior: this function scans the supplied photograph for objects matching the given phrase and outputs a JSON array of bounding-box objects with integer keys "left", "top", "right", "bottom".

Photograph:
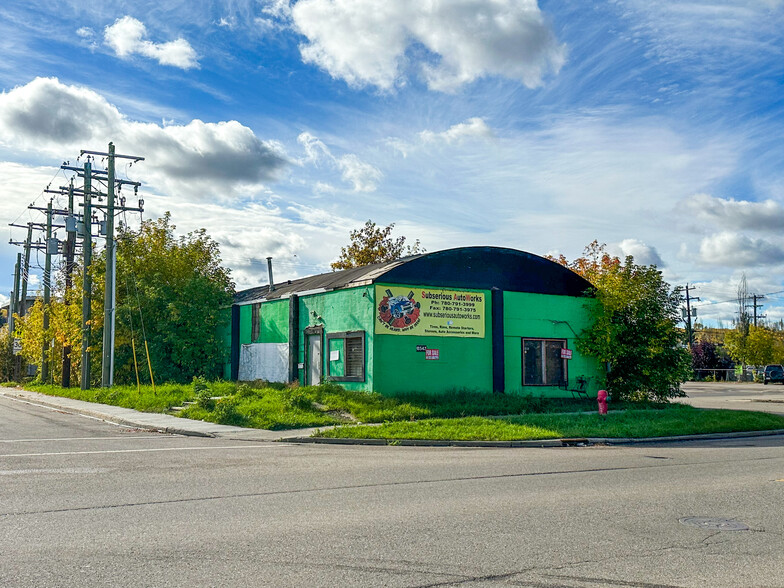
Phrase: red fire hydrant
[{"left": 597, "top": 389, "right": 608, "bottom": 415}]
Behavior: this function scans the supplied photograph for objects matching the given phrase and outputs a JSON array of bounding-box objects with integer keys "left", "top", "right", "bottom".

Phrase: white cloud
[
  {"left": 698, "top": 232, "right": 784, "bottom": 267},
  {"left": 144, "top": 196, "right": 358, "bottom": 290},
  {"left": 616, "top": 1, "right": 784, "bottom": 67},
  {"left": 614, "top": 239, "right": 665, "bottom": 267},
  {"left": 297, "top": 132, "right": 331, "bottom": 164},
  {"left": 0, "top": 293, "right": 8, "bottom": 308},
  {"left": 289, "top": 0, "right": 565, "bottom": 91},
  {"left": 0, "top": 78, "right": 289, "bottom": 201},
  {"left": 419, "top": 118, "right": 494, "bottom": 144},
  {"left": 76, "top": 27, "right": 94, "bottom": 39},
  {"left": 336, "top": 154, "right": 382, "bottom": 193},
  {"left": 683, "top": 193, "right": 784, "bottom": 231},
  {"left": 104, "top": 16, "right": 198, "bottom": 69},
  {"left": 296, "top": 131, "right": 382, "bottom": 192},
  {"left": 0, "top": 162, "right": 64, "bottom": 231}
]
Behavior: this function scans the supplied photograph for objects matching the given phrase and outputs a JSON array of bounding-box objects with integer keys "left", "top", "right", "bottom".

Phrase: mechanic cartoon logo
[{"left": 377, "top": 288, "right": 421, "bottom": 331}]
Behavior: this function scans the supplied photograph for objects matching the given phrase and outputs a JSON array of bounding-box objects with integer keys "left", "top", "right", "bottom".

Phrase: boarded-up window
[
  {"left": 251, "top": 303, "right": 261, "bottom": 342},
  {"left": 522, "top": 339, "right": 566, "bottom": 386},
  {"left": 326, "top": 331, "right": 365, "bottom": 382}
]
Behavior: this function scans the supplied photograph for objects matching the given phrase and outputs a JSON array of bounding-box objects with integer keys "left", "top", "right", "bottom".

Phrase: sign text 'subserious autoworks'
[{"left": 375, "top": 285, "right": 485, "bottom": 338}]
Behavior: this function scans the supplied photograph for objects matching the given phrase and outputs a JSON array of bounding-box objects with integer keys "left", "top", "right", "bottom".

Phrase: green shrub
[
  {"left": 235, "top": 383, "right": 258, "bottom": 398},
  {"left": 212, "top": 397, "right": 246, "bottom": 426},
  {"left": 283, "top": 387, "right": 314, "bottom": 410}
]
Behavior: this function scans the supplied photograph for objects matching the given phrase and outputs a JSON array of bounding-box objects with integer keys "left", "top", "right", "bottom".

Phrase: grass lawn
[
  {"left": 13, "top": 381, "right": 784, "bottom": 439},
  {"left": 314, "top": 405, "right": 784, "bottom": 441},
  {"left": 15, "top": 380, "right": 599, "bottom": 430}
]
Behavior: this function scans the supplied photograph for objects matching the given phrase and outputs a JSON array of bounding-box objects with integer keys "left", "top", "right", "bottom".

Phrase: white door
[{"left": 307, "top": 334, "right": 322, "bottom": 385}]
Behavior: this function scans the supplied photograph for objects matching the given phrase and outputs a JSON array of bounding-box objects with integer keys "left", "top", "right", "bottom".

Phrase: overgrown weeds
[{"left": 21, "top": 379, "right": 653, "bottom": 431}]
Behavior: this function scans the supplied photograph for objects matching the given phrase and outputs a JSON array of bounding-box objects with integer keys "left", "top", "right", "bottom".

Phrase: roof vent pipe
[{"left": 266, "top": 257, "right": 275, "bottom": 292}]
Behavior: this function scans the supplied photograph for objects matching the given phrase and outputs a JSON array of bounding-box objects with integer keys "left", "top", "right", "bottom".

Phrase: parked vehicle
[{"left": 763, "top": 364, "right": 784, "bottom": 385}]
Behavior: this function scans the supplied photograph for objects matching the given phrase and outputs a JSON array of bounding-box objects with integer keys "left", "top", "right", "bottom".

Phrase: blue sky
[{"left": 1, "top": 0, "right": 783, "bottom": 325}]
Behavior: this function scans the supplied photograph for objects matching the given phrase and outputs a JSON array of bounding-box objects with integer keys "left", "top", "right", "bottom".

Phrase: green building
[{"left": 225, "top": 247, "right": 604, "bottom": 397}]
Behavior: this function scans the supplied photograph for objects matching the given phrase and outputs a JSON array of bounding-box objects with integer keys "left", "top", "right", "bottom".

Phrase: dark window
[
  {"left": 523, "top": 338, "right": 566, "bottom": 386},
  {"left": 251, "top": 303, "right": 261, "bottom": 342},
  {"left": 326, "top": 331, "right": 366, "bottom": 382}
]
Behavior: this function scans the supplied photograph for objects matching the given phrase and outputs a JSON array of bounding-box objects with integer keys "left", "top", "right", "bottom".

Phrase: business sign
[
  {"left": 425, "top": 349, "right": 440, "bottom": 360},
  {"left": 560, "top": 348, "right": 573, "bottom": 360},
  {"left": 375, "top": 285, "right": 485, "bottom": 338}
]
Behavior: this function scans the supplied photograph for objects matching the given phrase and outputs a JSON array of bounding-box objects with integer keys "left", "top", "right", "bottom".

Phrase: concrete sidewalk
[{"left": 0, "top": 387, "right": 323, "bottom": 441}]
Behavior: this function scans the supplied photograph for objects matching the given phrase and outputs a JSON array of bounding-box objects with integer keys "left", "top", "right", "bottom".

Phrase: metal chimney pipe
[{"left": 266, "top": 257, "right": 275, "bottom": 292}]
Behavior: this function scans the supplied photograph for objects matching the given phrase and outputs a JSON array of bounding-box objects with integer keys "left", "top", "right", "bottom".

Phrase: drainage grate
[{"left": 678, "top": 517, "right": 749, "bottom": 531}]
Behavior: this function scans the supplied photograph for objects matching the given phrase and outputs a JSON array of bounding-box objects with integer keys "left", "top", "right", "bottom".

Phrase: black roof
[{"left": 234, "top": 246, "right": 593, "bottom": 304}]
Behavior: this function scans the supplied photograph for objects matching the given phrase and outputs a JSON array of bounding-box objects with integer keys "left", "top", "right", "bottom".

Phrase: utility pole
[
  {"left": 20, "top": 223, "right": 32, "bottom": 317},
  {"left": 10, "top": 252, "right": 21, "bottom": 380},
  {"left": 41, "top": 200, "right": 53, "bottom": 383},
  {"left": 684, "top": 284, "right": 700, "bottom": 350},
  {"left": 7, "top": 146, "right": 143, "bottom": 389},
  {"left": 81, "top": 160, "right": 93, "bottom": 390},
  {"left": 9, "top": 253, "right": 20, "bottom": 334},
  {"left": 8, "top": 220, "right": 52, "bottom": 381},
  {"left": 79, "top": 143, "right": 144, "bottom": 388},
  {"left": 101, "top": 143, "right": 116, "bottom": 388},
  {"left": 752, "top": 294, "right": 766, "bottom": 327},
  {"left": 61, "top": 180, "right": 77, "bottom": 387}
]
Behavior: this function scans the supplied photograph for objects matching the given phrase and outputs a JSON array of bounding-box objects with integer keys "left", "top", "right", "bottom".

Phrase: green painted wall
[
  {"left": 298, "top": 286, "right": 374, "bottom": 391},
  {"left": 239, "top": 304, "right": 253, "bottom": 345},
  {"left": 503, "top": 291, "right": 603, "bottom": 397},
  {"left": 260, "top": 299, "right": 289, "bottom": 343},
  {"left": 373, "top": 284, "right": 493, "bottom": 396}
]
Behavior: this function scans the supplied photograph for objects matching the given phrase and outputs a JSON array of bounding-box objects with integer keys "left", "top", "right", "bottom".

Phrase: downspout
[
  {"left": 491, "top": 287, "right": 505, "bottom": 393},
  {"left": 230, "top": 304, "right": 240, "bottom": 381},
  {"left": 288, "top": 294, "right": 299, "bottom": 383}
]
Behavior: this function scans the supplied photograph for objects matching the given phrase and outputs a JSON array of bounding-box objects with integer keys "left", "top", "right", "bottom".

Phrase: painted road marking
[
  {"left": 0, "top": 468, "right": 107, "bottom": 476},
  {"left": 0, "top": 445, "right": 281, "bottom": 458},
  {"left": 0, "top": 436, "right": 171, "bottom": 443}
]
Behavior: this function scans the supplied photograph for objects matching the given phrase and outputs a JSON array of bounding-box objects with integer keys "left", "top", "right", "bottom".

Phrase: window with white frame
[{"left": 522, "top": 338, "right": 567, "bottom": 386}]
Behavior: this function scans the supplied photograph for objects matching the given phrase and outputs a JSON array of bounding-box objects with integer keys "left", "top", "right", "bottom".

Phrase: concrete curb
[
  {"left": 282, "top": 428, "right": 784, "bottom": 448},
  {"left": 282, "top": 437, "right": 565, "bottom": 448}
]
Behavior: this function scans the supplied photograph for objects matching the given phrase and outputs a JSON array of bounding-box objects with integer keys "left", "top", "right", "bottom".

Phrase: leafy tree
[
  {"left": 14, "top": 213, "right": 234, "bottom": 386},
  {"left": 14, "top": 270, "right": 90, "bottom": 385},
  {"left": 552, "top": 242, "right": 692, "bottom": 402},
  {"left": 548, "top": 240, "right": 621, "bottom": 284},
  {"left": 331, "top": 220, "right": 423, "bottom": 270},
  {"left": 106, "top": 213, "right": 235, "bottom": 384},
  {"left": 724, "top": 325, "right": 778, "bottom": 366},
  {"left": 691, "top": 340, "right": 733, "bottom": 380},
  {"left": 0, "top": 326, "right": 14, "bottom": 381}
]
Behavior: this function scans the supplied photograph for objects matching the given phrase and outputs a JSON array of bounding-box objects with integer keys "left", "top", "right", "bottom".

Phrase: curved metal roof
[{"left": 234, "top": 246, "right": 593, "bottom": 304}]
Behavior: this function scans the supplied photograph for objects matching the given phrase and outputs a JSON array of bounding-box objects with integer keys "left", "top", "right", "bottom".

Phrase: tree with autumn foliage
[
  {"left": 13, "top": 213, "right": 234, "bottom": 386},
  {"left": 550, "top": 242, "right": 691, "bottom": 401},
  {"left": 724, "top": 325, "right": 784, "bottom": 367},
  {"left": 331, "top": 220, "right": 423, "bottom": 270}
]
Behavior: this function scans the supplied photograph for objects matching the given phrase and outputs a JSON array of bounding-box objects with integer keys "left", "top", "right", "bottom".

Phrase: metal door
[{"left": 307, "top": 333, "right": 322, "bottom": 385}]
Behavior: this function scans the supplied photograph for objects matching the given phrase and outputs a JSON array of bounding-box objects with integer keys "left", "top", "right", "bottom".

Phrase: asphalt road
[
  {"left": 679, "top": 381, "right": 784, "bottom": 416},
  {"left": 1, "top": 395, "right": 784, "bottom": 587}
]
